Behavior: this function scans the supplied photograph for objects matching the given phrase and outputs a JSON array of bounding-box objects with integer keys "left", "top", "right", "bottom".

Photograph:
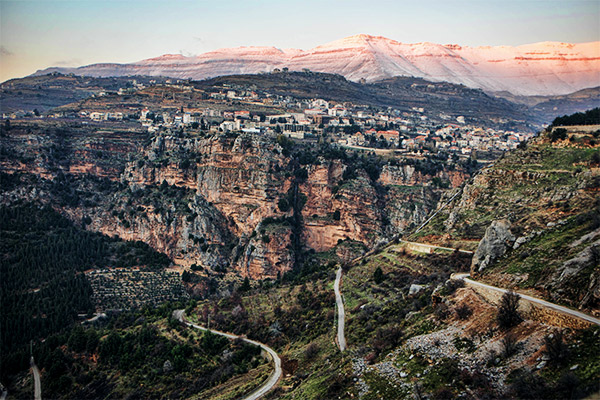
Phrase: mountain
[{"left": 32, "top": 34, "right": 600, "bottom": 96}]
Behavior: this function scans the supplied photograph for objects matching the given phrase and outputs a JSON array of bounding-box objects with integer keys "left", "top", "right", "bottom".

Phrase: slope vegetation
[{"left": 411, "top": 124, "right": 600, "bottom": 314}]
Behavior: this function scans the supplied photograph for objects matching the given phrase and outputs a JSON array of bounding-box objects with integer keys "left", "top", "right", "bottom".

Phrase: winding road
[
  {"left": 173, "top": 310, "right": 281, "bottom": 400},
  {"left": 453, "top": 273, "right": 600, "bottom": 326},
  {"left": 334, "top": 267, "right": 347, "bottom": 351},
  {"left": 30, "top": 357, "right": 41, "bottom": 400}
]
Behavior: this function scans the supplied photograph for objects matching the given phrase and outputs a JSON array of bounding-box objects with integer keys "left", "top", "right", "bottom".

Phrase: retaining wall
[{"left": 464, "top": 280, "right": 593, "bottom": 330}]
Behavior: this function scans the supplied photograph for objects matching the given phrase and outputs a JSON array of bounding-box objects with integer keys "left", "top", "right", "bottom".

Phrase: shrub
[
  {"left": 239, "top": 277, "right": 251, "bottom": 292},
  {"left": 455, "top": 304, "right": 472, "bottom": 320},
  {"left": 501, "top": 333, "right": 519, "bottom": 359},
  {"left": 294, "top": 168, "right": 308, "bottom": 182},
  {"left": 453, "top": 337, "right": 476, "bottom": 353},
  {"left": 554, "top": 372, "right": 581, "bottom": 399},
  {"left": 277, "top": 198, "right": 290, "bottom": 212},
  {"left": 550, "top": 128, "right": 567, "bottom": 142},
  {"left": 373, "top": 267, "right": 384, "bottom": 284},
  {"left": 371, "top": 325, "right": 403, "bottom": 355},
  {"left": 508, "top": 369, "right": 550, "bottom": 399},
  {"left": 497, "top": 291, "right": 522, "bottom": 329},
  {"left": 543, "top": 330, "right": 570, "bottom": 365},
  {"left": 443, "top": 279, "right": 464, "bottom": 295},
  {"left": 303, "top": 342, "right": 320, "bottom": 361},
  {"left": 434, "top": 303, "right": 449, "bottom": 321}
]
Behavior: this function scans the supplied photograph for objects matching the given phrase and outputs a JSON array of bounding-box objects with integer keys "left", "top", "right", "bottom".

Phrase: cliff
[{"left": 1, "top": 123, "right": 468, "bottom": 279}]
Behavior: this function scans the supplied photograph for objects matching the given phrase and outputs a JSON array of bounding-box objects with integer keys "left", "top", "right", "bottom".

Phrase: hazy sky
[{"left": 1, "top": 0, "right": 599, "bottom": 82}]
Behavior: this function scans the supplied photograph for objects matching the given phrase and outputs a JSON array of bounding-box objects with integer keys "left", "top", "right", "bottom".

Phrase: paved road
[
  {"left": 30, "top": 357, "right": 41, "bottom": 400},
  {"left": 173, "top": 310, "right": 281, "bottom": 400},
  {"left": 334, "top": 267, "right": 347, "bottom": 352},
  {"left": 453, "top": 273, "right": 600, "bottom": 326}
]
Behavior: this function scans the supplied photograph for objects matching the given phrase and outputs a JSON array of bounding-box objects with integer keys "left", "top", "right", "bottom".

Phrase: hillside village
[{"left": 3, "top": 76, "right": 534, "bottom": 158}]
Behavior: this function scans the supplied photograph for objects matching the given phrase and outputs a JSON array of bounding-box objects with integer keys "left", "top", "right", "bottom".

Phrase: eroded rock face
[
  {"left": 472, "top": 219, "right": 515, "bottom": 273},
  {"left": 238, "top": 223, "right": 294, "bottom": 279},
  {"left": 2, "top": 128, "right": 465, "bottom": 279},
  {"left": 301, "top": 163, "right": 381, "bottom": 252},
  {"left": 549, "top": 241, "right": 600, "bottom": 310}
]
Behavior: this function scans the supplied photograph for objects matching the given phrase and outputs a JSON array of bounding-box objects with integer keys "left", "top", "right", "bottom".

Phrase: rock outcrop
[
  {"left": 471, "top": 219, "right": 515, "bottom": 273},
  {"left": 549, "top": 240, "right": 600, "bottom": 311}
]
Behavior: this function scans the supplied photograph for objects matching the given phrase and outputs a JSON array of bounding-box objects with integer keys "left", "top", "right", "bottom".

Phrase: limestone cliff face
[
  {"left": 62, "top": 186, "right": 233, "bottom": 269},
  {"left": 0, "top": 127, "right": 140, "bottom": 180},
  {"left": 124, "top": 134, "right": 289, "bottom": 237},
  {"left": 238, "top": 222, "right": 294, "bottom": 279},
  {"left": 2, "top": 128, "right": 460, "bottom": 279},
  {"left": 384, "top": 185, "right": 440, "bottom": 234},
  {"left": 379, "top": 165, "right": 466, "bottom": 188},
  {"left": 301, "top": 162, "right": 382, "bottom": 251}
]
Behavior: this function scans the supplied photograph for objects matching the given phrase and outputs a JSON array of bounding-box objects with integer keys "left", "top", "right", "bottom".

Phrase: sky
[{"left": 1, "top": 0, "right": 599, "bottom": 82}]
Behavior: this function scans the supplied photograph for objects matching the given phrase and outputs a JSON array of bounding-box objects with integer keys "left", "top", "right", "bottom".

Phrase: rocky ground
[{"left": 350, "top": 287, "right": 563, "bottom": 399}]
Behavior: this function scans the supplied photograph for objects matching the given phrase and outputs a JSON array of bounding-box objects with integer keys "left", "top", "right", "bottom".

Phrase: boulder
[
  {"left": 409, "top": 283, "right": 425, "bottom": 295},
  {"left": 471, "top": 219, "right": 515, "bottom": 272}
]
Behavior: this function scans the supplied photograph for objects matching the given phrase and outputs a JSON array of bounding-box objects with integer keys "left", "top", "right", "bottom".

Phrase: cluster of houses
[
  {"left": 129, "top": 89, "right": 533, "bottom": 155},
  {"left": 4, "top": 79, "right": 534, "bottom": 155}
]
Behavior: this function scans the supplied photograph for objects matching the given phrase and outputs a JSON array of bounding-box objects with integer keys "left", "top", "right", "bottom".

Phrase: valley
[{"left": 1, "top": 69, "right": 599, "bottom": 399}]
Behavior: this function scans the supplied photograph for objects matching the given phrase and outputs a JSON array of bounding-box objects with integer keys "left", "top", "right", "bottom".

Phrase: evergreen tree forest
[
  {"left": 0, "top": 203, "right": 171, "bottom": 379},
  {"left": 551, "top": 107, "right": 600, "bottom": 126}
]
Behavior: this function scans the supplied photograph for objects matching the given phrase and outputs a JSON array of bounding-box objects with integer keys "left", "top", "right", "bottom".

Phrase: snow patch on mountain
[{"left": 33, "top": 34, "right": 600, "bottom": 96}]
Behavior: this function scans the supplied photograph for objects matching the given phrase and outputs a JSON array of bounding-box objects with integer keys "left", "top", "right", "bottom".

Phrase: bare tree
[{"left": 497, "top": 290, "right": 522, "bottom": 329}]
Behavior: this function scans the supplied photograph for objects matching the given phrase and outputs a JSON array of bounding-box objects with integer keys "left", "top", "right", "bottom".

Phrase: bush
[
  {"left": 373, "top": 267, "right": 384, "bottom": 284},
  {"left": 554, "top": 372, "right": 582, "bottom": 399},
  {"left": 443, "top": 279, "right": 464, "bottom": 295},
  {"left": 303, "top": 342, "right": 320, "bottom": 361},
  {"left": 508, "top": 369, "right": 550, "bottom": 399},
  {"left": 239, "top": 277, "right": 251, "bottom": 292},
  {"left": 371, "top": 325, "right": 403, "bottom": 355},
  {"left": 543, "top": 330, "right": 570, "bottom": 365},
  {"left": 434, "top": 303, "right": 449, "bottom": 321},
  {"left": 497, "top": 291, "right": 522, "bottom": 329},
  {"left": 455, "top": 304, "right": 472, "bottom": 320},
  {"left": 277, "top": 198, "right": 290, "bottom": 212},
  {"left": 550, "top": 128, "right": 567, "bottom": 142},
  {"left": 501, "top": 333, "right": 519, "bottom": 359}
]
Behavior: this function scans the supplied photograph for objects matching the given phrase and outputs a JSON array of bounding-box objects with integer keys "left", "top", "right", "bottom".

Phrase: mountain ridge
[{"left": 32, "top": 34, "right": 600, "bottom": 96}]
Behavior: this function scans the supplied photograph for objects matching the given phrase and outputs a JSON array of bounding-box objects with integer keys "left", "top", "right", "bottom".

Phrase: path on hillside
[
  {"left": 334, "top": 267, "right": 347, "bottom": 351},
  {"left": 453, "top": 273, "right": 600, "bottom": 326},
  {"left": 173, "top": 310, "right": 281, "bottom": 400},
  {"left": 414, "top": 189, "right": 463, "bottom": 234},
  {"left": 31, "top": 357, "right": 41, "bottom": 400},
  {"left": 398, "top": 239, "right": 474, "bottom": 254}
]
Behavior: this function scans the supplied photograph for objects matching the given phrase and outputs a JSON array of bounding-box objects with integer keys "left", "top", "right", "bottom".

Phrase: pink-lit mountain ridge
[{"left": 33, "top": 34, "right": 600, "bottom": 96}]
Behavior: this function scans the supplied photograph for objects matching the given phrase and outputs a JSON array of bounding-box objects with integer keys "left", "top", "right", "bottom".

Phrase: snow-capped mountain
[{"left": 33, "top": 34, "right": 600, "bottom": 96}]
